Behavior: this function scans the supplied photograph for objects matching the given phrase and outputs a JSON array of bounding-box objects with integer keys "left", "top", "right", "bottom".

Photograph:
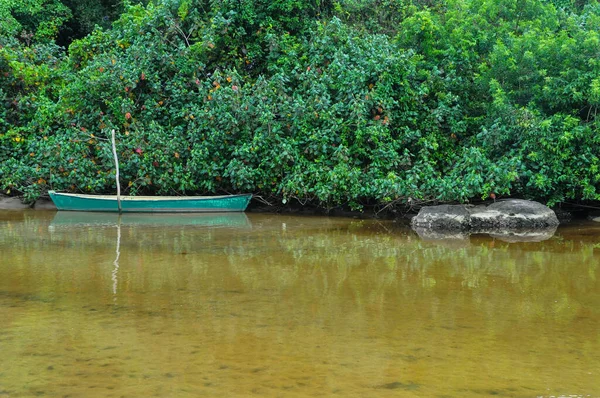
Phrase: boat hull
[{"left": 48, "top": 191, "right": 252, "bottom": 213}]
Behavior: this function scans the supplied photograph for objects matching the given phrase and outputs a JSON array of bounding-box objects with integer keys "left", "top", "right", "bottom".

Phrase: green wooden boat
[{"left": 48, "top": 190, "right": 252, "bottom": 213}]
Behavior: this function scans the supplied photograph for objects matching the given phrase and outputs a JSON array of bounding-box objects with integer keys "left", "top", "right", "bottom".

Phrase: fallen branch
[{"left": 252, "top": 195, "right": 274, "bottom": 206}]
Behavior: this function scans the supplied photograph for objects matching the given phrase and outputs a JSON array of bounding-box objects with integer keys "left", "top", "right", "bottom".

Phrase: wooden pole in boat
[{"left": 110, "top": 129, "right": 122, "bottom": 214}]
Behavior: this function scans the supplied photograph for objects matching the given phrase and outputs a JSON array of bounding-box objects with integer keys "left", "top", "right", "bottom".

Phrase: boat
[{"left": 48, "top": 190, "right": 252, "bottom": 213}]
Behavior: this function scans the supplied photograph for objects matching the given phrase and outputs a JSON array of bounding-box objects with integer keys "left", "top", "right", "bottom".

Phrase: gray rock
[
  {"left": 470, "top": 199, "right": 559, "bottom": 229},
  {"left": 411, "top": 199, "right": 559, "bottom": 234},
  {"left": 410, "top": 204, "right": 470, "bottom": 231},
  {"left": 0, "top": 196, "right": 57, "bottom": 210},
  {"left": 0, "top": 197, "right": 30, "bottom": 210}
]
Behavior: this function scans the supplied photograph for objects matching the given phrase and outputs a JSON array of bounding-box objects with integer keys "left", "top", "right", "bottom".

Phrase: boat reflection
[
  {"left": 48, "top": 211, "right": 252, "bottom": 229},
  {"left": 48, "top": 212, "right": 252, "bottom": 297}
]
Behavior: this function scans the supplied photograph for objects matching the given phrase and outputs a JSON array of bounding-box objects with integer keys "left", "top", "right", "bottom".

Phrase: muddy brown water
[{"left": 1, "top": 210, "right": 599, "bottom": 397}]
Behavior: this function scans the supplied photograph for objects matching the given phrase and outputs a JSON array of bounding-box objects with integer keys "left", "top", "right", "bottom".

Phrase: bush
[{"left": 1, "top": 0, "right": 599, "bottom": 209}]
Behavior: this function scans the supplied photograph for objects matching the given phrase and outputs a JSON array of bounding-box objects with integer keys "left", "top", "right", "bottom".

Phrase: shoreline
[{"left": 0, "top": 194, "right": 598, "bottom": 222}]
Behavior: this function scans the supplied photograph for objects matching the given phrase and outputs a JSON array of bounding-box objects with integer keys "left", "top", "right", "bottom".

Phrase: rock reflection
[
  {"left": 413, "top": 227, "right": 470, "bottom": 246},
  {"left": 487, "top": 227, "right": 557, "bottom": 243},
  {"left": 413, "top": 226, "right": 557, "bottom": 243}
]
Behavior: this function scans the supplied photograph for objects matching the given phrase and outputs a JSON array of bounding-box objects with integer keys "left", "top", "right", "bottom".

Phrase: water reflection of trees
[
  {"left": 3, "top": 214, "right": 600, "bottom": 398},
  {"left": 2, "top": 214, "right": 599, "bottom": 326}
]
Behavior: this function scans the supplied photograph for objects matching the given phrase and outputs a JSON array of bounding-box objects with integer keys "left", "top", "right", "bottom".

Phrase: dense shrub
[{"left": 1, "top": 0, "right": 599, "bottom": 208}]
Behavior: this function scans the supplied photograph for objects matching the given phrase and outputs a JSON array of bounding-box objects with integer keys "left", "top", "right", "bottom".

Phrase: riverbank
[
  {"left": 0, "top": 195, "right": 57, "bottom": 210},
  {"left": 2, "top": 193, "right": 599, "bottom": 223}
]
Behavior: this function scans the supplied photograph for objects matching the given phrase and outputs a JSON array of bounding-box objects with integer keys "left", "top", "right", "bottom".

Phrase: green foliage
[
  {"left": 1, "top": 0, "right": 600, "bottom": 208},
  {"left": 0, "top": 0, "right": 132, "bottom": 47},
  {"left": 0, "top": 0, "right": 72, "bottom": 42},
  {"left": 62, "top": 0, "right": 129, "bottom": 32}
]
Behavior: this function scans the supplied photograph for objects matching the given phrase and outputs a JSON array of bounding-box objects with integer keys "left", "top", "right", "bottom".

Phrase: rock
[
  {"left": 0, "top": 196, "right": 57, "bottom": 210},
  {"left": 470, "top": 199, "right": 559, "bottom": 229},
  {"left": 0, "top": 197, "right": 30, "bottom": 210},
  {"left": 410, "top": 204, "right": 470, "bottom": 231},
  {"left": 411, "top": 199, "right": 559, "bottom": 234}
]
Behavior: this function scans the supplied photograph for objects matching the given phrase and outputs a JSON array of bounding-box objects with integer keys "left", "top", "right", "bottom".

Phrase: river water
[{"left": 1, "top": 210, "right": 599, "bottom": 397}]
